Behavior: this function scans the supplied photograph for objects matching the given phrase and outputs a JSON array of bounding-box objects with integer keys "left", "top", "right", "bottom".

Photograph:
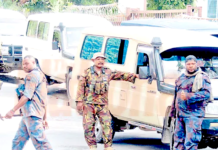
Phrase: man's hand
[
  {"left": 43, "top": 120, "right": 49, "bottom": 130},
  {"left": 5, "top": 110, "right": 14, "bottom": 119},
  {"left": 135, "top": 74, "right": 139, "bottom": 78},
  {"left": 181, "top": 90, "right": 187, "bottom": 100},
  {"left": 76, "top": 101, "right": 83, "bottom": 115}
]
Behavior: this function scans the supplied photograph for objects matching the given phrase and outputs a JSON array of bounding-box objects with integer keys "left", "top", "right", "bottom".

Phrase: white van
[
  {"left": 0, "top": 9, "right": 26, "bottom": 72},
  {"left": 69, "top": 26, "right": 218, "bottom": 148},
  {"left": 23, "top": 13, "right": 113, "bottom": 93}
]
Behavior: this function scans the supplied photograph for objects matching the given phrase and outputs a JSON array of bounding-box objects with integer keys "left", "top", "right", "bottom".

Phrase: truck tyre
[
  {"left": 161, "top": 106, "right": 172, "bottom": 144},
  {"left": 66, "top": 72, "right": 76, "bottom": 108},
  {"left": 96, "top": 116, "right": 116, "bottom": 143}
]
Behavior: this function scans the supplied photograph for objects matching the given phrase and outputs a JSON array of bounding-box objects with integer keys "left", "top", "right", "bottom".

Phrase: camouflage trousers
[
  {"left": 174, "top": 117, "right": 203, "bottom": 150},
  {"left": 12, "top": 116, "right": 52, "bottom": 150},
  {"left": 83, "top": 104, "right": 113, "bottom": 148}
]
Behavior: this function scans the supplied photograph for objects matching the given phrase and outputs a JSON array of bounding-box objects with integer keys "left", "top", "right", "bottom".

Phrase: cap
[
  {"left": 185, "top": 55, "right": 197, "bottom": 63},
  {"left": 91, "top": 52, "right": 106, "bottom": 60}
]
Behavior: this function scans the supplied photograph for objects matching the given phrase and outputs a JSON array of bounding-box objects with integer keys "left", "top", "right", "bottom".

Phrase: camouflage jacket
[
  {"left": 170, "top": 73, "right": 211, "bottom": 118},
  {"left": 76, "top": 66, "right": 137, "bottom": 105}
]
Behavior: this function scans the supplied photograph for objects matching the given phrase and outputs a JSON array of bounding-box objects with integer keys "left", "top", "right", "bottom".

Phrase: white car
[{"left": 0, "top": 9, "right": 26, "bottom": 72}]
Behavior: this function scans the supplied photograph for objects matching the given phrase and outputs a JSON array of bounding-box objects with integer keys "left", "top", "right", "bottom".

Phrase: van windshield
[
  {"left": 64, "top": 27, "right": 85, "bottom": 55},
  {"left": 160, "top": 47, "right": 218, "bottom": 79},
  {"left": 0, "top": 19, "right": 25, "bottom": 36}
]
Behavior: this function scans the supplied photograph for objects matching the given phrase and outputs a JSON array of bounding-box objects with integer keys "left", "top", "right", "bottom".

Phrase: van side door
[
  {"left": 105, "top": 38, "right": 130, "bottom": 116},
  {"left": 126, "top": 45, "right": 159, "bottom": 126}
]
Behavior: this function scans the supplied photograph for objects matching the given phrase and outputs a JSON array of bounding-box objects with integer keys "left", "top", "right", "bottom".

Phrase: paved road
[{"left": 0, "top": 71, "right": 214, "bottom": 150}]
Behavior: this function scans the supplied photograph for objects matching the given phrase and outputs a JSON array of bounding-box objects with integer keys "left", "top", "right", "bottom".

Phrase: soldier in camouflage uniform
[
  {"left": 76, "top": 52, "right": 139, "bottom": 150},
  {"left": 4, "top": 55, "right": 52, "bottom": 150},
  {"left": 169, "top": 55, "right": 211, "bottom": 150}
]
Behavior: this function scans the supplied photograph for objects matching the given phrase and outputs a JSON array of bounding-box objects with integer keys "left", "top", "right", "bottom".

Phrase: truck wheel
[
  {"left": 96, "top": 116, "right": 116, "bottom": 143},
  {"left": 66, "top": 72, "right": 76, "bottom": 108}
]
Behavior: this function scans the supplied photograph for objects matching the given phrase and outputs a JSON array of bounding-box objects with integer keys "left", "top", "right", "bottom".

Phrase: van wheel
[
  {"left": 96, "top": 116, "right": 116, "bottom": 143},
  {"left": 66, "top": 72, "right": 76, "bottom": 108}
]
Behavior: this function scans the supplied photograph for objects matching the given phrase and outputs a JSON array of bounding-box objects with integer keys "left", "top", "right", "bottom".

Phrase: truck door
[{"left": 126, "top": 45, "right": 159, "bottom": 126}]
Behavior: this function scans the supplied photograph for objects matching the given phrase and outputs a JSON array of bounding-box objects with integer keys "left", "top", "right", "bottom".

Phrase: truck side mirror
[
  {"left": 52, "top": 41, "right": 58, "bottom": 50},
  {"left": 139, "top": 66, "right": 150, "bottom": 79}
]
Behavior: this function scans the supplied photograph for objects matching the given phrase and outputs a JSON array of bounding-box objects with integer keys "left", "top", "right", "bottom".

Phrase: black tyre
[
  {"left": 96, "top": 116, "right": 116, "bottom": 143},
  {"left": 169, "top": 118, "right": 175, "bottom": 150}
]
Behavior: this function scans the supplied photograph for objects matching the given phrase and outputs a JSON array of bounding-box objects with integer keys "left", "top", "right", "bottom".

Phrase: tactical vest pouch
[
  {"left": 100, "top": 82, "right": 105, "bottom": 94},
  {"left": 89, "top": 84, "right": 95, "bottom": 93},
  {"left": 90, "top": 66, "right": 109, "bottom": 95},
  {"left": 95, "top": 82, "right": 101, "bottom": 95},
  {"left": 100, "top": 81, "right": 109, "bottom": 94}
]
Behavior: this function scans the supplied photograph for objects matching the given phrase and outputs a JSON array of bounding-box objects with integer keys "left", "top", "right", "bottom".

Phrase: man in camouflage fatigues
[
  {"left": 4, "top": 55, "right": 52, "bottom": 150},
  {"left": 76, "top": 52, "right": 139, "bottom": 150},
  {"left": 169, "top": 55, "right": 211, "bottom": 150}
]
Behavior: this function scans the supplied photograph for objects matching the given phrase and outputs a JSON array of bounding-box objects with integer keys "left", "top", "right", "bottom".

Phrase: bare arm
[
  {"left": 5, "top": 96, "right": 29, "bottom": 119},
  {"left": 13, "top": 96, "right": 29, "bottom": 112},
  {"left": 5, "top": 74, "right": 37, "bottom": 119},
  {"left": 43, "top": 106, "right": 47, "bottom": 121}
]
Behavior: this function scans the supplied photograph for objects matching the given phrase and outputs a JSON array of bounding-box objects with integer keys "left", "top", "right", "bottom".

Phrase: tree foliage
[
  {"left": 147, "top": 0, "right": 196, "bottom": 10},
  {"left": 0, "top": 0, "right": 117, "bottom": 15}
]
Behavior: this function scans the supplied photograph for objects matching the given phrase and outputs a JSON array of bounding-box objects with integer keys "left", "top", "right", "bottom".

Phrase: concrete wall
[
  {"left": 118, "top": 0, "right": 145, "bottom": 13},
  {"left": 196, "top": 0, "right": 208, "bottom": 18}
]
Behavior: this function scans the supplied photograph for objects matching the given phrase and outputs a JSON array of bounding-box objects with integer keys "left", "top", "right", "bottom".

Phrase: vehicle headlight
[{"left": 206, "top": 101, "right": 218, "bottom": 115}]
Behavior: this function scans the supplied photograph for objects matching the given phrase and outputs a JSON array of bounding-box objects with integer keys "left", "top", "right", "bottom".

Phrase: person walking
[
  {"left": 76, "top": 52, "right": 139, "bottom": 150},
  {"left": 169, "top": 55, "right": 212, "bottom": 150},
  {"left": 4, "top": 55, "right": 52, "bottom": 150}
]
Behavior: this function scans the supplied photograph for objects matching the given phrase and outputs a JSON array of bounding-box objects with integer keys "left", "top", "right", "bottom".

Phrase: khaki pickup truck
[{"left": 69, "top": 26, "right": 218, "bottom": 149}]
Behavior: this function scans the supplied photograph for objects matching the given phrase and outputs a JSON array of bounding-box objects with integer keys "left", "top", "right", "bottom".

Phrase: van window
[
  {"left": 37, "top": 22, "right": 50, "bottom": 40},
  {"left": 105, "top": 38, "right": 128, "bottom": 64},
  {"left": 26, "top": 20, "right": 38, "bottom": 38},
  {"left": 136, "top": 52, "right": 149, "bottom": 74},
  {"left": 53, "top": 30, "right": 61, "bottom": 51},
  {"left": 64, "top": 27, "right": 85, "bottom": 56},
  {"left": 66, "top": 27, "right": 85, "bottom": 49},
  {"left": 160, "top": 47, "right": 218, "bottom": 79},
  {"left": 80, "top": 36, "right": 104, "bottom": 60}
]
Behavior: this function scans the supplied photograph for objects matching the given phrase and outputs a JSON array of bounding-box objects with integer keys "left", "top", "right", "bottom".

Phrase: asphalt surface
[{"left": 0, "top": 70, "right": 214, "bottom": 150}]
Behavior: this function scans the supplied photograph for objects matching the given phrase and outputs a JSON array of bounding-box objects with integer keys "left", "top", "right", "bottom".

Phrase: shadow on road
[{"left": 113, "top": 137, "right": 169, "bottom": 149}]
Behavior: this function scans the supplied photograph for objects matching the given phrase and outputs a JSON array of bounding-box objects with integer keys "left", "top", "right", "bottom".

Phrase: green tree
[
  {"left": 0, "top": 0, "right": 22, "bottom": 11},
  {"left": 147, "top": 0, "right": 196, "bottom": 10}
]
